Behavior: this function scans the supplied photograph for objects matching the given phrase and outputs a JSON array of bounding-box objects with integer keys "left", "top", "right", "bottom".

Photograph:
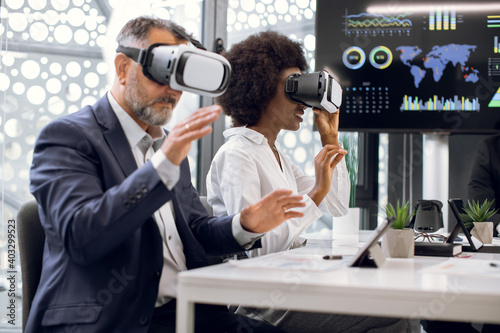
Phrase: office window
[
  {"left": 226, "top": 0, "right": 318, "bottom": 174},
  {"left": 0, "top": 1, "right": 203, "bottom": 328}
]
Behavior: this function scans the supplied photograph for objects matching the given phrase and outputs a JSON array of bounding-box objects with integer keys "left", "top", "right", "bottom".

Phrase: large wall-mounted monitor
[{"left": 316, "top": 0, "right": 500, "bottom": 133}]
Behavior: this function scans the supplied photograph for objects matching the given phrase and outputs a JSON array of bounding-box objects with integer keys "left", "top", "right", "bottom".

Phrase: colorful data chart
[
  {"left": 488, "top": 87, "right": 500, "bottom": 107},
  {"left": 429, "top": 6, "right": 457, "bottom": 30},
  {"left": 401, "top": 95, "right": 480, "bottom": 111},
  {"left": 343, "top": 46, "right": 366, "bottom": 70},
  {"left": 495, "top": 36, "right": 500, "bottom": 53},
  {"left": 488, "top": 16, "right": 500, "bottom": 28},
  {"left": 488, "top": 58, "right": 500, "bottom": 76},
  {"left": 369, "top": 46, "right": 393, "bottom": 69},
  {"left": 343, "top": 86, "right": 390, "bottom": 114},
  {"left": 344, "top": 11, "right": 412, "bottom": 36}
]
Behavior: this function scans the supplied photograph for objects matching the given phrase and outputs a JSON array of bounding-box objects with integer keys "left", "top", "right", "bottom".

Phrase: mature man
[{"left": 28, "top": 16, "right": 304, "bottom": 333}]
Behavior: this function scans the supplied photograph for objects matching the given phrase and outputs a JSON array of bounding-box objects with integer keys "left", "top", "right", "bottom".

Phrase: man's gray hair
[{"left": 116, "top": 16, "right": 191, "bottom": 48}]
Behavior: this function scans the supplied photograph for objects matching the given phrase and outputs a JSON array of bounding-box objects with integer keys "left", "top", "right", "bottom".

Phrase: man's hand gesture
[
  {"left": 162, "top": 105, "right": 221, "bottom": 165},
  {"left": 240, "top": 190, "right": 305, "bottom": 233}
]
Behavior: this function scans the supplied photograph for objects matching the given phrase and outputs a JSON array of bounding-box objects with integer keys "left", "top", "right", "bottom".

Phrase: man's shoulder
[
  {"left": 45, "top": 96, "right": 111, "bottom": 131},
  {"left": 57, "top": 105, "right": 94, "bottom": 123}
]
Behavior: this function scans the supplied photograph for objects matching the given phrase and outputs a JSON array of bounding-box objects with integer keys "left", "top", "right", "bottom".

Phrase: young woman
[
  {"left": 206, "top": 31, "right": 411, "bottom": 333},
  {"left": 207, "top": 31, "right": 349, "bottom": 257}
]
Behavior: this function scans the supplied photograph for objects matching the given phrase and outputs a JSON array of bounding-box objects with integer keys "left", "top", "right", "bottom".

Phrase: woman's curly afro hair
[{"left": 216, "top": 31, "right": 308, "bottom": 127}]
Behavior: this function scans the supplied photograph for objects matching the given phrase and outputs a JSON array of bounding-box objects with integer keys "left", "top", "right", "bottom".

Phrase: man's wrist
[
  {"left": 232, "top": 213, "right": 264, "bottom": 249},
  {"left": 151, "top": 151, "right": 180, "bottom": 190}
]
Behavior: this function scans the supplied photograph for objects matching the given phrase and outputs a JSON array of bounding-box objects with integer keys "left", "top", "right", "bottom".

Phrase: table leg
[{"left": 176, "top": 297, "right": 195, "bottom": 333}]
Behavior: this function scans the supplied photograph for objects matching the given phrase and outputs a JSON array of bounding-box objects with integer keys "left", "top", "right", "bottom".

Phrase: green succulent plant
[
  {"left": 383, "top": 199, "right": 416, "bottom": 229},
  {"left": 460, "top": 199, "right": 498, "bottom": 229}
]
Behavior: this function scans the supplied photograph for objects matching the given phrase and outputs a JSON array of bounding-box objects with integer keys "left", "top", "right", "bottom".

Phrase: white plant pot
[
  {"left": 332, "top": 208, "right": 360, "bottom": 242},
  {"left": 471, "top": 222, "right": 494, "bottom": 244},
  {"left": 382, "top": 228, "right": 415, "bottom": 258}
]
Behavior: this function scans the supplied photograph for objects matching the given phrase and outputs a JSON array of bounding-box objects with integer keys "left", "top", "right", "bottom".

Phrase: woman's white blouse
[{"left": 206, "top": 127, "right": 350, "bottom": 257}]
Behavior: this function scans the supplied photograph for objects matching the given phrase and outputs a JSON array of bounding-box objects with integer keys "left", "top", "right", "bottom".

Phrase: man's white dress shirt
[
  {"left": 207, "top": 127, "right": 350, "bottom": 257},
  {"left": 108, "top": 93, "right": 262, "bottom": 306}
]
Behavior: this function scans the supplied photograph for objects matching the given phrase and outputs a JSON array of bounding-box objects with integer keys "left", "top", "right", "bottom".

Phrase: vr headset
[
  {"left": 285, "top": 70, "right": 342, "bottom": 113},
  {"left": 116, "top": 43, "right": 231, "bottom": 97}
]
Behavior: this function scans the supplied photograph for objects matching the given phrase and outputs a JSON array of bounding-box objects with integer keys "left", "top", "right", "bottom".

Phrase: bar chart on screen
[{"left": 401, "top": 95, "right": 480, "bottom": 111}]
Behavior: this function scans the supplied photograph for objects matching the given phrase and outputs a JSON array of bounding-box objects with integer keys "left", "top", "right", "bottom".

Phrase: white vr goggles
[
  {"left": 117, "top": 43, "right": 231, "bottom": 97},
  {"left": 285, "top": 70, "right": 342, "bottom": 113}
]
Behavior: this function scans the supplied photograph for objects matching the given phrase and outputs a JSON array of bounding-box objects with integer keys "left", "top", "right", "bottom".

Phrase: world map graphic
[{"left": 396, "top": 44, "right": 479, "bottom": 88}]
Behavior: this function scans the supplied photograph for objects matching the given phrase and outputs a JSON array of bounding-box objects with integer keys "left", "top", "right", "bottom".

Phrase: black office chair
[
  {"left": 199, "top": 195, "right": 248, "bottom": 264},
  {"left": 17, "top": 200, "right": 45, "bottom": 332}
]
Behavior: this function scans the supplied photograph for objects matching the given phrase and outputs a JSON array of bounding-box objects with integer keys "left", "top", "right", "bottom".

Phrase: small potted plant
[
  {"left": 460, "top": 199, "right": 498, "bottom": 244},
  {"left": 381, "top": 199, "right": 416, "bottom": 258}
]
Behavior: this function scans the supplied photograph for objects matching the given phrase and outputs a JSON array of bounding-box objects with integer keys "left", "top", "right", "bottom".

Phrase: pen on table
[{"left": 323, "top": 255, "right": 343, "bottom": 260}]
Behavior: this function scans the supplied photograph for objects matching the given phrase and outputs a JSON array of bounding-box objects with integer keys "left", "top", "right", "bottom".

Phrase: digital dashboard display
[{"left": 316, "top": 0, "right": 500, "bottom": 132}]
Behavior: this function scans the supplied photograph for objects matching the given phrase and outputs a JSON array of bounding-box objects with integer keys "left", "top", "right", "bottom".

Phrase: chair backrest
[
  {"left": 17, "top": 200, "right": 45, "bottom": 331},
  {"left": 199, "top": 195, "right": 213, "bottom": 216},
  {"left": 199, "top": 196, "right": 249, "bottom": 264}
]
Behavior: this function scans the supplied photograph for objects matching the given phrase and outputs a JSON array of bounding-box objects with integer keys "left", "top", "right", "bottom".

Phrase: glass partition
[{"left": 0, "top": 1, "right": 203, "bottom": 328}]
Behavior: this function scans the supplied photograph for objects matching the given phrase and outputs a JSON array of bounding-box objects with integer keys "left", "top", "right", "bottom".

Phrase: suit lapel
[
  {"left": 91, "top": 97, "right": 207, "bottom": 268},
  {"left": 91, "top": 95, "right": 138, "bottom": 177}
]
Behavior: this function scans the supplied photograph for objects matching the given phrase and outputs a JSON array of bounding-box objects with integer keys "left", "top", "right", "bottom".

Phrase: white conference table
[{"left": 176, "top": 231, "right": 500, "bottom": 333}]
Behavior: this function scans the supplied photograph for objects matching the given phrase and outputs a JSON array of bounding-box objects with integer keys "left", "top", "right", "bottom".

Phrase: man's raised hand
[{"left": 240, "top": 190, "right": 305, "bottom": 233}]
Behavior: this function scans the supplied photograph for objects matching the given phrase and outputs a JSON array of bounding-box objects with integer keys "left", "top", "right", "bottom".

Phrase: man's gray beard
[
  {"left": 125, "top": 71, "right": 176, "bottom": 126},
  {"left": 134, "top": 102, "right": 173, "bottom": 126}
]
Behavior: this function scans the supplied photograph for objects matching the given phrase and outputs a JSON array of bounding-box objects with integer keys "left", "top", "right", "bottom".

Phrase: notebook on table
[
  {"left": 229, "top": 218, "right": 395, "bottom": 271},
  {"left": 414, "top": 242, "right": 462, "bottom": 257}
]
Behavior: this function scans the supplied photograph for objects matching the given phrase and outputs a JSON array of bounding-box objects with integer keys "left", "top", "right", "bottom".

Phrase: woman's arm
[{"left": 207, "top": 146, "right": 322, "bottom": 257}]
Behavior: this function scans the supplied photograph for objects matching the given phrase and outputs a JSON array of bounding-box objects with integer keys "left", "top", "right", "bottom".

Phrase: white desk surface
[{"left": 176, "top": 231, "right": 500, "bottom": 333}]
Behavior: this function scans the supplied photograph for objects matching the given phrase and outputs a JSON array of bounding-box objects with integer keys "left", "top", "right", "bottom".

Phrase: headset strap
[
  {"left": 170, "top": 25, "right": 207, "bottom": 50},
  {"left": 115, "top": 43, "right": 169, "bottom": 85},
  {"left": 115, "top": 43, "right": 168, "bottom": 66}
]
